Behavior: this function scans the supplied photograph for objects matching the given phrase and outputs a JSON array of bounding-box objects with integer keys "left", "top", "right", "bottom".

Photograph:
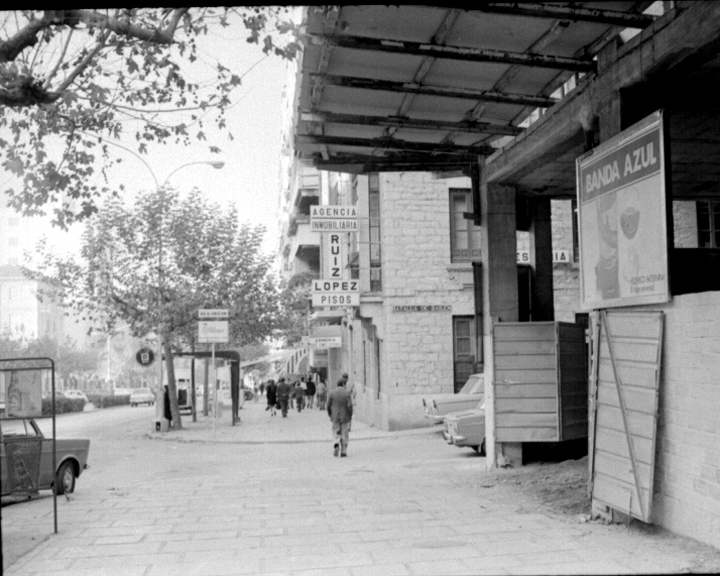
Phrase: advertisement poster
[
  {"left": 3, "top": 369, "right": 43, "bottom": 418},
  {"left": 576, "top": 110, "right": 670, "bottom": 310}
]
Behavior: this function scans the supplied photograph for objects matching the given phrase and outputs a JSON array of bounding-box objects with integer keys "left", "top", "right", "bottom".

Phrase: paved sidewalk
[{"left": 4, "top": 398, "right": 720, "bottom": 575}]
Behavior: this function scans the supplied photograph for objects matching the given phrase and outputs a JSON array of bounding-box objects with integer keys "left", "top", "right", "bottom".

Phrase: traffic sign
[
  {"left": 198, "top": 320, "right": 229, "bottom": 343},
  {"left": 135, "top": 347, "right": 155, "bottom": 367},
  {"left": 198, "top": 309, "right": 229, "bottom": 319}
]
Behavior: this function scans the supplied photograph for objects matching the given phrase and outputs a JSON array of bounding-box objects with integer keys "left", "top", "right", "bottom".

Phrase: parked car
[
  {"left": 0, "top": 417, "right": 90, "bottom": 495},
  {"left": 63, "top": 390, "right": 88, "bottom": 402},
  {"left": 444, "top": 401, "right": 486, "bottom": 455},
  {"left": 422, "top": 373, "right": 485, "bottom": 425},
  {"left": 129, "top": 388, "right": 155, "bottom": 407}
]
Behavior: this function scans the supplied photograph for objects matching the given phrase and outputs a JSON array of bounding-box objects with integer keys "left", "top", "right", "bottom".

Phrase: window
[
  {"left": 450, "top": 189, "right": 481, "bottom": 262},
  {"left": 697, "top": 201, "right": 720, "bottom": 248},
  {"left": 572, "top": 198, "right": 579, "bottom": 262},
  {"left": 452, "top": 316, "right": 477, "bottom": 393},
  {"left": 369, "top": 174, "right": 382, "bottom": 292}
]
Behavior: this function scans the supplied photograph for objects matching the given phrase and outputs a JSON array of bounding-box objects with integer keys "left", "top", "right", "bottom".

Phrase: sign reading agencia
[
  {"left": 311, "top": 206, "right": 358, "bottom": 232},
  {"left": 311, "top": 279, "right": 359, "bottom": 307}
]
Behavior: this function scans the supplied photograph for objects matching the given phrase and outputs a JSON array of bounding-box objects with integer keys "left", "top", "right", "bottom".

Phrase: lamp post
[{"left": 153, "top": 161, "right": 225, "bottom": 425}]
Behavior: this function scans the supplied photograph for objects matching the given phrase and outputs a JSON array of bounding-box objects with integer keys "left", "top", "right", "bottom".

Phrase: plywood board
[{"left": 590, "top": 310, "right": 663, "bottom": 523}]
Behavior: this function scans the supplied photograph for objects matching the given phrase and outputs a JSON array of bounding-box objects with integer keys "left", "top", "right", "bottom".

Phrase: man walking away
[
  {"left": 305, "top": 377, "right": 316, "bottom": 409},
  {"left": 294, "top": 380, "right": 305, "bottom": 412},
  {"left": 276, "top": 377, "right": 291, "bottom": 418},
  {"left": 327, "top": 377, "right": 353, "bottom": 457}
]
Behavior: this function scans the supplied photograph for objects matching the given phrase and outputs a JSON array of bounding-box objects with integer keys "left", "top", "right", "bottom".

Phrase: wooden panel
[
  {"left": 496, "top": 427, "right": 558, "bottom": 442},
  {"left": 495, "top": 340, "right": 556, "bottom": 355},
  {"left": 495, "top": 382, "right": 557, "bottom": 398},
  {"left": 494, "top": 369, "right": 557, "bottom": 384},
  {"left": 496, "top": 412, "right": 557, "bottom": 428},
  {"left": 591, "top": 310, "right": 663, "bottom": 524},
  {"left": 494, "top": 322, "right": 556, "bottom": 341},
  {"left": 495, "top": 355, "right": 556, "bottom": 370},
  {"left": 496, "top": 398, "right": 557, "bottom": 413}
]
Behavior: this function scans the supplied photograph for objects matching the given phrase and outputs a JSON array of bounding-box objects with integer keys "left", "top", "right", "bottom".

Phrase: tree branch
[
  {"left": 68, "top": 8, "right": 190, "bottom": 44},
  {"left": 0, "top": 16, "right": 47, "bottom": 63}
]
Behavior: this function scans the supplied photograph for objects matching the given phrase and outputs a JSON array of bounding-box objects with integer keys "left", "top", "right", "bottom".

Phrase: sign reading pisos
[{"left": 312, "top": 279, "right": 359, "bottom": 307}]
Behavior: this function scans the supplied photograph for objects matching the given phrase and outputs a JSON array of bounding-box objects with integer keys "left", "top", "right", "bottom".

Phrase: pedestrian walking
[
  {"left": 265, "top": 379, "right": 277, "bottom": 417},
  {"left": 305, "top": 377, "right": 316, "bottom": 409},
  {"left": 294, "top": 380, "right": 305, "bottom": 412},
  {"left": 259, "top": 382, "right": 265, "bottom": 397},
  {"left": 316, "top": 378, "right": 327, "bottom": 410},
  {"left": 341, "top": 372, "right": 357, "bottom": 402},
  {"left": 276, "top": 377, "right": 292, "bottom": 418},
  {"left": 163, "top": 385, "right": 173, "bottom": 428},
  {"left": 327, "top": 377, "right": 353, "bottom": 457}
]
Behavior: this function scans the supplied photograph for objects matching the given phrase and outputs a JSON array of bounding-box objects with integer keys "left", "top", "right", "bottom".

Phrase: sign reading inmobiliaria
[
  {"left": 576, "top": 110, "right": 670, "bottom": 310},
  {"left": 310, "top": 206, "right": 358, "bottom": 232}
]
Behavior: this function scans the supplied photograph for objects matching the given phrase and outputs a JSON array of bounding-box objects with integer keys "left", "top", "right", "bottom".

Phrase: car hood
[{"left": 446, "top": 408, "right": 485, "bottom": 422}]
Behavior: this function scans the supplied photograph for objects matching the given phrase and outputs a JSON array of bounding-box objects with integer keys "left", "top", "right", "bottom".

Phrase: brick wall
[{"left": 652, "top": 291, "right": 720, "bottom": 548}]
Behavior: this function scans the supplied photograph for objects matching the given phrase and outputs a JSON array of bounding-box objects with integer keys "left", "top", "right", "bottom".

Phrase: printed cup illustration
[
  {"left": 621, "top": 206, "right": 640, "bottom": 239},
  {"left": 620, "top": 187, "right": 641, "bottom": 240}
]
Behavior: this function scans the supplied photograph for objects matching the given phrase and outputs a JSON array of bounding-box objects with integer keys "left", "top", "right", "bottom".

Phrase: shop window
[
  {"left": 697, "top": 200, "right": 720, "bottom": 248},
  {"left": 450, "top": 189, "right": 482, "bottom": 262}
]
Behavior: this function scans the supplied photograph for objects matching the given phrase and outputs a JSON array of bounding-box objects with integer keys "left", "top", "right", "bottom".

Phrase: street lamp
[{"left": 154, "top": 160, "right": 225, "bottom": 425}]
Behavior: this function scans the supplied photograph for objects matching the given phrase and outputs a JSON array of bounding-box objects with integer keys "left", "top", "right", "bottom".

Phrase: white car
[
  {"left": 129, "top": 388, "right": 155, "bottom": 407},
  {"left": 63, "top": 390, "right": 88, "bottom": 402},
  {"left": 422, "top": 373, "right": 484, "bottom": 425}
]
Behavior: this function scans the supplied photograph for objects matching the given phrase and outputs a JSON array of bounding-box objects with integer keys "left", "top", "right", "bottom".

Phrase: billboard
[{"left": 576, "top": 110, "right": 670, "bottom": 310}]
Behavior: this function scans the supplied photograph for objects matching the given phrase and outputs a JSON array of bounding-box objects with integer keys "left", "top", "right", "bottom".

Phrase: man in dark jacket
[
  {"left": 276, "top": 377, "right": 292, "bottom": 418},
  {"left": 327, "top": 378, "right": 353, "bottom": 457}
]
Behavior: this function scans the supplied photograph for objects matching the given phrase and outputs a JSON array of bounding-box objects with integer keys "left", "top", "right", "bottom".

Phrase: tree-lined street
[{"left": 4, "top": 403, "right": 720, "bottom": 575}]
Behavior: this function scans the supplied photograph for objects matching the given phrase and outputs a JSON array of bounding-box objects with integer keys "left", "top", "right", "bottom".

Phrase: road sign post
[{"left": 198, "top": 309, "right": 229, "bottom": 432}]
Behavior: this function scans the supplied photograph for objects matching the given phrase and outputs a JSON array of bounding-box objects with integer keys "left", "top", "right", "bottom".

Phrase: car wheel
[{"left": 56, "top": 461, "right": 76, "bottom": 495}]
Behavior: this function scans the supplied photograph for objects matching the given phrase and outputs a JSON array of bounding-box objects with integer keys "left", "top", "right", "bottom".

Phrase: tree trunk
[{"left": 164, "top": 339, "right": 182, "bottom": 430}]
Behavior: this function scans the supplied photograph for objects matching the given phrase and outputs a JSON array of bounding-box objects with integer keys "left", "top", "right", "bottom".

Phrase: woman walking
[{"left": 265, "top": 379, "right": 277, "bottom": 416}]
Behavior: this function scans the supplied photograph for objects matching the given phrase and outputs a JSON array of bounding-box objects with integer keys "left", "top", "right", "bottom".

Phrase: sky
[{"left": 8, "top": 8, "right": 298, "bottom": 260}]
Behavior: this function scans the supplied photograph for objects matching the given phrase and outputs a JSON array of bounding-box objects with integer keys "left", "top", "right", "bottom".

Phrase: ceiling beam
[
  {"left": 309, "top": 32, "right": 596, "bottom": 73},
  {"left": 313, "top": 154, "right": 475, "bottom": 173},
  {"left": 296, "top": 134, "right": 496, "bottom": 156},
  {"left": 301, "top": 111, "right": 524, "bottom": 136},
  {"left": 310, "top": 73, "right": 558, "bottom": 108},
  {"left": 459, "top": 3, "right": 657, "bottom": 29}
]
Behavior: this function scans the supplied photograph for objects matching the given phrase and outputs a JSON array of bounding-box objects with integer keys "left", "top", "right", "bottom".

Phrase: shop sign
[
  {"left": 517, "top": 250, "right": 572, "bottom": 264},
  {"left": 576, "top": 110, "right": 670, "bottom": 310},
  {"left": 311, "top": 206, "right": 358, "bottom": 232},
  {"left": 311, "top": 279, "right": 360, "bottom": 307},
  {"left": 309, "top": 337, "right": 342, "bottom": 348},
  {"left": 392, "top": 305, "right": 452, "bottom": 313}
]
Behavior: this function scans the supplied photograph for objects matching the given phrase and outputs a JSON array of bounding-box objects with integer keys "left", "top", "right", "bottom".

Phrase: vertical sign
[
  {"left": 576, "top": 110, "right": 670, "bottom": 310},
  {"left": 326, "top": 233, "right": 345, "bottom": 279}
]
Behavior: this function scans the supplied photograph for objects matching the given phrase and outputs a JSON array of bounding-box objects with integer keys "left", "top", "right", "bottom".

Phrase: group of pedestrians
[
  {"left": 260, "top": 373, "right": 353, "bottom": 458},
  {"left": 262, "top": 376, "right": 328, "bottom": 418}
]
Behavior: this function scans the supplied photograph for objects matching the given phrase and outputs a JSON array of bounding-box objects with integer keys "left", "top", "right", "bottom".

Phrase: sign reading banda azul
[
  {"left": 576, "top": 110, "right": 670, "bottom": 310},
  {"left": 392, "top": 305, "right": 452, "bottom": 313},
  {"left": 311, "top": 205, "right": 358, "bottom": 232}
]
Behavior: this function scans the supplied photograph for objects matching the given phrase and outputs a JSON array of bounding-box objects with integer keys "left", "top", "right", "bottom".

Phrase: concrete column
[
  {"left": 529, "top": 197, "right": 555, "bottom": 321},
  {"left": 480, "top": 180, "right": 519, "bottom": 470}
]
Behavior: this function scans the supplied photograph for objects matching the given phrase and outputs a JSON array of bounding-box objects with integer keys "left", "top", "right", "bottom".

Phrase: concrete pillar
[
  {"left": 480, "top": 179, "right": 519, "bottom": 470},
  {"left": 529, "top": 197, "right": 555, "bottom": 321}
]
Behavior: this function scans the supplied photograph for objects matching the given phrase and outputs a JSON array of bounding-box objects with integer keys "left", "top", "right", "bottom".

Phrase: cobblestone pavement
[{"left": 4, "top": 398, "right": 720, "bottom": 575}]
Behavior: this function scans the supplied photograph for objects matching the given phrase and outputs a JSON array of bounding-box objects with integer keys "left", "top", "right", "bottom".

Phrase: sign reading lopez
[
  {"left": 311, "top": 206, "right": 358, "bottom": 232},
  {"left": 311, "top": 279, "right": 359, "bottom": 307}
]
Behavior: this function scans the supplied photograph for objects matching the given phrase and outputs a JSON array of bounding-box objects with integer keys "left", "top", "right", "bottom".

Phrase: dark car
[{"left": 1, "top": 417, "right": 90, "bottom": 495}]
